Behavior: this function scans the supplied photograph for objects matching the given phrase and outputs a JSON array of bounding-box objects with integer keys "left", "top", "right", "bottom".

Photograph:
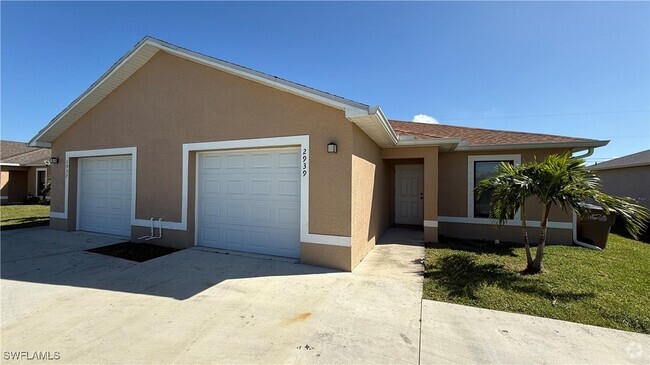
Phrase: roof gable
[{"left": 29, "top": 37, "right": 396, "bottom": 148}]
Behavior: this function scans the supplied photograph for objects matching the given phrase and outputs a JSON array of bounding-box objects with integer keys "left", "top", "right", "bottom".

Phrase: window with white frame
[
  {"left": 467, "top": 155, "right": 521, "bottom": 219},
  {"left": 36, "top": 168, "right": 47, "bottom": 196}
]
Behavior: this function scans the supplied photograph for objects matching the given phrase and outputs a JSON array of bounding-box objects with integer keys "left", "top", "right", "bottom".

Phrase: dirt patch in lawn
[{"left": 87, "top": 242, "right": 181, "bottom": 262}]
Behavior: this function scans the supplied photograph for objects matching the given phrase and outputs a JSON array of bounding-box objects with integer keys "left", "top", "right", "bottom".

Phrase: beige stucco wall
[
  {"left": 48, "top": 50, "right": 358, "bottom": 269},
  {"left": 350, "top": 124, "right": 389, "bottom": 269},
  {"left": 438, "top": 148, "right": 574, "bottom": 244},
  {"left": 1, "top": 170, "right": 9, "bottom": 201},
  {"left": 1, "top": 167, "right": 29, "bottom": 203},
  {"left": 595, "top": 166, "right": 650, "bottom": 209}
]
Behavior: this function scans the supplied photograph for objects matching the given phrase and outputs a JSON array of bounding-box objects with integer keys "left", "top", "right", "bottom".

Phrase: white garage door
[
  {"left": 197, "top": 147, "right": 301, "bottom": 258},
  {"left": 78, "top": 156, "right": 132, "bottom": 237}
]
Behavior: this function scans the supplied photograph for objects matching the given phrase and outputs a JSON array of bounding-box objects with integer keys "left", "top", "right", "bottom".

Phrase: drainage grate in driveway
[{"left": 86, "top": 242, "right": 181, "bottom": 262}]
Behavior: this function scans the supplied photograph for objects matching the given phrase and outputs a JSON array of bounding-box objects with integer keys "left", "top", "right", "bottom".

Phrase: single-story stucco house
[
  {"left": 590, "top": 150, "right": 650, "bottom": 210},
  {"left": 28, "top": 37, "right": 608, "bottom": 270},
  {"left": 1, "top": 140, "right": 51, "bottom": 204}
]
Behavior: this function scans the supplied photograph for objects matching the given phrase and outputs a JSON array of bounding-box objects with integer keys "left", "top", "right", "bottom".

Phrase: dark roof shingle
[
  {"left": 389, "top": 120, "right": 599, "bottom": 146},
  {"left": 1, "top": 140, "right": 51, "bottom": 166}
]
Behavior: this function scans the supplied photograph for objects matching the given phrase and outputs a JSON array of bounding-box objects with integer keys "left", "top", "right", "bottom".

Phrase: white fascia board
[
  {"left": 454, "top": 140, "right": 609, "bottom": 151},
  {"left": 368, "top": 106, "right": 399, "bottom": 145},
  {"left": 395, "top": 138, "right": 462, "bottom": 148},
  {"left": 0, "top": 163, "right": 21, "bottom": 166},
  {"left": 28, "top": 141, "right": 52, "bottom": 148},
  {"left": 346, "top": 106, "right": 399, "bottom": 147}
]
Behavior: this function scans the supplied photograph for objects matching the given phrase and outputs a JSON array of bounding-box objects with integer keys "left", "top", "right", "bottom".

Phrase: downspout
[
  {"left": 572, "top": 211, "right": 602, "bottom": 251},
  {"left": 571, "top": 146, "right": 602, "bottom": 249},
  {"left": 573, "top": 147, "right": 594, "bottom": 159}
]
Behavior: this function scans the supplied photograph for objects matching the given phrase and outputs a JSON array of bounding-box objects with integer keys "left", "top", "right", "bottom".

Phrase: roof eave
[
  {"left": 346, "top": 106, "right": 399, "bottom": 147},
  {"left": 453, "top": 140, "right": 609, "bottom": 151},
  {"left": 392, "top": 137, "right": 462, "bottom": 151}
]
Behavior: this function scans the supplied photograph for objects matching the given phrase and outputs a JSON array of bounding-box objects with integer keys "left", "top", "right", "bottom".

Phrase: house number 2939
[{"left": 302, "top": 148, "right": 308, "bottom": 177}]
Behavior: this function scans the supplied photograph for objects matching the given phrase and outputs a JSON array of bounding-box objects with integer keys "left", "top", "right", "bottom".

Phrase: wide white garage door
[
  {"left": 78, "top": 156, "right": 132, "bottom": 237},
  {"left": 197, "top": 147, "right": 301, "bottom": 258}
]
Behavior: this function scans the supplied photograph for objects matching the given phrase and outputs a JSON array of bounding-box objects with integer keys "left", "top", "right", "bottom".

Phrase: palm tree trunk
[
  {"left": 520, "top": 201, "right": 533, "bottom": 267},
  {"left": 531, "top": 202, "right": 552, "bottom": 273}
]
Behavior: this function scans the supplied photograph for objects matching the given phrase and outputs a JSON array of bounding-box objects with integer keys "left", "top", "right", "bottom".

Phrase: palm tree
[
  {"left": 477, "top": 153, "right": 649, "bottom": 274},
  {"left": 476, "top": 162, "right": 536, "bottom": 267}
]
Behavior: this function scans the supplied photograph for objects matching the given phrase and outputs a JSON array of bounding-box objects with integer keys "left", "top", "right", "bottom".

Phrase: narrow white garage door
[
  {"left": 78, "top": 156, "right": 132, "bottom": 237},
  {"left": 197, "top": 147, "right": 301, "bottom": 258}
]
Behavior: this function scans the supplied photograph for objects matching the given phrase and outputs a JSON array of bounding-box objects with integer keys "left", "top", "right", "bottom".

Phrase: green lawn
[
  {"left": 0, "top": 205, "right": 50, "bottom": 230},
  {"left": 424, "top": 234, "right": 650, "bottom": 334}
]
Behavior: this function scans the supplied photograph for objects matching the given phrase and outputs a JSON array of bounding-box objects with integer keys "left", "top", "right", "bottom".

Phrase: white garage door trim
[
  {"left": 51, "top": 138, "right": 352, "bottom": 247},
  {"left": 195, "top": 147, "right": 302, "bottom": 257},
  {"left": 53, "top": 147, "right": 137, "bottom": 224},
  {"left": 77, "top": 155, "right": 133, "bottom": 236},
  {"left": 185, "top": 136, "right": 351, "bottom": 247}
]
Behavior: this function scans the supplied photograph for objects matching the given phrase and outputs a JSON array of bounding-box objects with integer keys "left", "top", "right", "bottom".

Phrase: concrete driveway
[
  {"left": 1, "top": 228, "right": 423, "bottom": 364},
  {"left": 3, "top": 228, "right": 648, "bottom": 364}
]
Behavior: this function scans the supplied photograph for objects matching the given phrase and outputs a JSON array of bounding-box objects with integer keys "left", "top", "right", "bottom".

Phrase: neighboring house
[
  {"left": 28, "top": 37, "right": 607, "bottom": 271},
  {"left": 1, "top": 140, "right": 51, "bottom": 204},
  {"left": 590, "top": 150, "right": 650, "bottom": 209}
]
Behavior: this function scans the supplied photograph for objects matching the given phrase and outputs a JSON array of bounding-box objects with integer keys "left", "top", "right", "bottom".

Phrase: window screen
[{"left": 474, "top": 160, "right": 513, "bottom": 218}]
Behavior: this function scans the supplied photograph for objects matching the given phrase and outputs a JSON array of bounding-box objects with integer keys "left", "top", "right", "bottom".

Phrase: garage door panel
[
  {"left": 197, "top": 148, "right": 300, "bottom": 258},
  {"left": 78, "top": 156, "right": 132, "bottom": 237},
  {"left": 198, "top": 201, "right": 298, "bottom": 229},
  {"left": 199, "top": 223, "right": 299, "bottom": 257}
]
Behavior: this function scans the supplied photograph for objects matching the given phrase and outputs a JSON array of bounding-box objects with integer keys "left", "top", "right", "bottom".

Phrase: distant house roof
[
  {"left": 0, "top": 140, "right": 51, "bottom": 166},
  {"left": 389, "top": 120, "right": 607, "bottom": 150},
  {"left": 590, "top": 149, "right": 650, "bottom": 171}
]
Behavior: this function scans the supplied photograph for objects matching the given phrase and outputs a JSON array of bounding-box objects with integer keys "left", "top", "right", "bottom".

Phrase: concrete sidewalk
[{"left": 420, "top": 300, "right": 650, "bottom": 365}]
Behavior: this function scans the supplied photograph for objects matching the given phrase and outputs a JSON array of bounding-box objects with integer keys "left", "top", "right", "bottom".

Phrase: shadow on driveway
[{"left": 1, "top": 228, "right": 336, "bottom": 300}]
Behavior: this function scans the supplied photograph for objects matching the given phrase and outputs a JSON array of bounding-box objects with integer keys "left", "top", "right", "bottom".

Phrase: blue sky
[{"left": 2, "top": 2, "right": 648, "bottom": 163}]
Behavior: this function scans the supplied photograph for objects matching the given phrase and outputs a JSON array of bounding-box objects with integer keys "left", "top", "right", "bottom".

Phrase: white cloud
[{"left": 412, "top": 114, "right": 439, "bottom": 124}]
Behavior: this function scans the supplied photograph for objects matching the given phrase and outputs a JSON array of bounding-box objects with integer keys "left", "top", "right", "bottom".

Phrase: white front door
[
  {"left": 78, "top": 156, "right": 132, "bottom": 237},
  {"left": 395, "top": 164, "right": 424, "bottom": 225},
  {"left": 196, "top": 147, "right": 301, "bottom": 258}
]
